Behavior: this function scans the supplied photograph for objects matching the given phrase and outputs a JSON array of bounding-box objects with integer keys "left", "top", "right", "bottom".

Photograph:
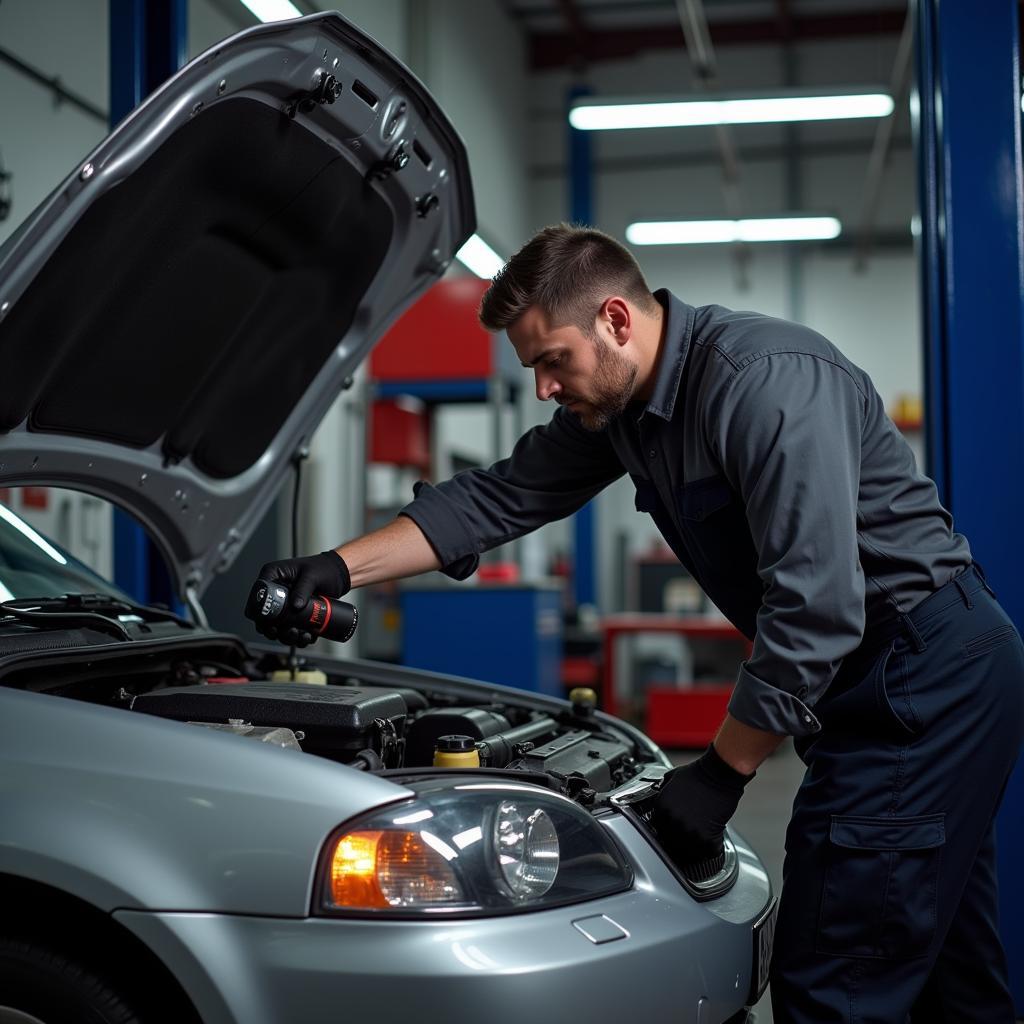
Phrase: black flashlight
[{"left": 244, "top": 578, "right": 358, "bottom": 644}]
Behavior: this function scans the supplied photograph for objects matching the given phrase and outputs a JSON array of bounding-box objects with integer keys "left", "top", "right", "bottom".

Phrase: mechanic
[{"left": 254, "top": 224, "right": 1024, "bottom": 1023}]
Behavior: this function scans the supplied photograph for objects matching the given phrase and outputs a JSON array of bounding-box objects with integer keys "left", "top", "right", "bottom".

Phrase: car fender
[{"left": 0, "top": 687, "right": 414, "bottom": 916}]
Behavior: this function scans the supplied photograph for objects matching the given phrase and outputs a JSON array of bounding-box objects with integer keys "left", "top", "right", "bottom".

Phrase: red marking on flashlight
[
  {"left": 307, "top": 599, "right": 325, "bottom": 628},
  {"left": 316, "top": 595, "right": 333, "bottom": 635}
]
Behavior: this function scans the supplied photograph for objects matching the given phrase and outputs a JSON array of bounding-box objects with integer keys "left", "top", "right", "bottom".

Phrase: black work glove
[
  {"left": 652, "top": 744, "right": 754, "bottom": 881},
  {"left": 254, "top": 551, "right": 351, "bottom": 647}
]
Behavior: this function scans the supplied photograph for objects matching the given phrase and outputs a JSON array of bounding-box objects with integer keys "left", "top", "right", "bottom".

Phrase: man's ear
[{"left": 600, "top": 296, "right": 632, "bottom": 346}]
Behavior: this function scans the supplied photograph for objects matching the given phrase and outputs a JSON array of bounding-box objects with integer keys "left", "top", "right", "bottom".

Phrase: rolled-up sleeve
[
  {"left": 709, "top": 353, "right": 867, "bottom": 736},
  {"left": 400, "top": 406, "right": 625, "bottom": 580}
]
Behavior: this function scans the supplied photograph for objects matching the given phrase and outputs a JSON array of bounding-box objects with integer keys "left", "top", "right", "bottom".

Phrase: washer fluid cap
[{"left": 437, "top": 734, "right": 476, "bottom": 752}]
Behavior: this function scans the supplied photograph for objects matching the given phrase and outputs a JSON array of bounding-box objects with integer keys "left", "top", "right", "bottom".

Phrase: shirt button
[
  {"left": 803, "top": 714, "right": 813, "bottom": 724},
  {"left": 648, "top": 449, "right": 656, "bottom": 459}
]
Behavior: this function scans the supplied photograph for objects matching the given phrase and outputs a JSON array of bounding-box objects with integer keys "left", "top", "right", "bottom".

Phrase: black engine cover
[{"left": 132, "top": 682, "right": 407, "bottom": 759}]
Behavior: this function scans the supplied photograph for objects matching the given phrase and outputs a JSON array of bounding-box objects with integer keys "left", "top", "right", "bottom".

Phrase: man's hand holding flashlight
[{"left": 248, "top": 550, "right": 352, "bottom": 646}]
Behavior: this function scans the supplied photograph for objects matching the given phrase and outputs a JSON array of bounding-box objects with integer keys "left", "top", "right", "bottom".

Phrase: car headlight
[{"left": 314, "top": 779, "right": 633, "bottom": 917}]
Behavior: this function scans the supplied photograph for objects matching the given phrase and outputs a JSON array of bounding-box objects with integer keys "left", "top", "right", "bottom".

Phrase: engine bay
[{"left": 0, "top": 634, "right": 666, "bottom": 808}]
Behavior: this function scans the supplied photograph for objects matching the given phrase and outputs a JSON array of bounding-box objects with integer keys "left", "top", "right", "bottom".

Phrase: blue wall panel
[{"left": 401, "top": 587, "right": 563, "bottom": 697}]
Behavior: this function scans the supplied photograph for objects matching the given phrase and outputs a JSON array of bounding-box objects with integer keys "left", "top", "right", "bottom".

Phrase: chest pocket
[
  {"left": 679, "top": 475, "right": 733, "bottom": 521},
  {"left": 677, "top": 475, "right": 761, "bottom": 637},
  {"left": 677, "top": 474, "right": 747, "bottom": 572},
  {"left": 633, "top": 477, "right": 660, "bottom": 514},
  {"left": 631, "top": 475, "right": 701, "bottom": 583}
]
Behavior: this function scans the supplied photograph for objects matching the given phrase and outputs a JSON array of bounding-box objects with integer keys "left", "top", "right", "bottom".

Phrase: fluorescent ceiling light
[
  {"left": 626, "top": 217, "right": 842, "bottom": 245},
  {"left": 570, "top": 91, "right": 894, "bottom": 130},
  {"left": 456, "top": 234, "right": 505, "bottom": 278},
  {"left": 238, "top": 0, "right": 301, "bottom": 22}
]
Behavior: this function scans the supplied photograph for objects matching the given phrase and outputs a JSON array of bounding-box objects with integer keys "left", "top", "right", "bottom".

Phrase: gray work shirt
[{"left": 401, "top": 289, "right": 971, "bottom": 737}]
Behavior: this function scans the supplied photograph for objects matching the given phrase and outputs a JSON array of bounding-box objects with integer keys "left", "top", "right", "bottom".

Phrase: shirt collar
[{"left": 643, "top": 288, "right": 695, "bottom": 422}]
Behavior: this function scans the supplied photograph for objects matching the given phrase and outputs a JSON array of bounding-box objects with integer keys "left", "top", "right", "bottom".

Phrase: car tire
[{"left": 0, "top": 936, "right": 143, "bottom": 1024}]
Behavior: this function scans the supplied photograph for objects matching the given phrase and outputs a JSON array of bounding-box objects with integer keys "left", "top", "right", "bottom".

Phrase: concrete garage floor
[{"left": 669, "top": 741, "right": 806, "bottom": 1023}]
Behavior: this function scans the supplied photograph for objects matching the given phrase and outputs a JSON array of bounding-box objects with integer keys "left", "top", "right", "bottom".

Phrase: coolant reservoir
[{"left": 433, "top": 734, "right": 481, "bottom": 768}]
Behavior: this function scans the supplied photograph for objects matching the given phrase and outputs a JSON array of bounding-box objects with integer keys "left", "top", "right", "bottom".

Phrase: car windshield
[{"left": 0, "top": 502, "right": 135, "bottom": 604}]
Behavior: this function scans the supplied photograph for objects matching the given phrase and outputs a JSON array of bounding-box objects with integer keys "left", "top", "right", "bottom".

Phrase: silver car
[{"left": 0, "top": 12, "right": 774, "bottom": 1024}]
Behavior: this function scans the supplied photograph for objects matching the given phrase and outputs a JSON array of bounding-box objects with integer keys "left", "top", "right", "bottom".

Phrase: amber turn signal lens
[
  {"left": 328, "top": 829, "right": 464, "bottom": 909},
  {"left": 330, "top": 830, "right": 386, "bottom": 908}
]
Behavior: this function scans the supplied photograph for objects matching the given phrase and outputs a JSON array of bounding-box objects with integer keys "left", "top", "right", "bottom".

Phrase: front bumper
[{"left": 115, "top": 820, "right": 771, "bottom": 1024}]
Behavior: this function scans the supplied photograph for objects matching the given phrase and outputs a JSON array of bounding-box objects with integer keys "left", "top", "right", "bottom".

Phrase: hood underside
[{"left": 0, "top": 12, "right": 474, "bottom": 601}]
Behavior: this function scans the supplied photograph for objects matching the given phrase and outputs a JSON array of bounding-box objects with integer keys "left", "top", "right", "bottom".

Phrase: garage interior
[{"left": 1, "top": 1, "right": 1022, "bottom": 1021}]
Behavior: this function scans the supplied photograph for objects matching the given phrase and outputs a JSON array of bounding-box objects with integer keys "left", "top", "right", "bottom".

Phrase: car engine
[
  {"left": 131, "top": 679, "right": 642, "bottom": 804},
  {"left": 0, "top": 639, "right": 660, "bottom": 808}
]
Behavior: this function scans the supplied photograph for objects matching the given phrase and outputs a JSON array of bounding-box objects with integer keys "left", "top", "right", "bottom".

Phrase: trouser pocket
[{"left": 816, "top": 813, "right": 945, "bottom": 958}]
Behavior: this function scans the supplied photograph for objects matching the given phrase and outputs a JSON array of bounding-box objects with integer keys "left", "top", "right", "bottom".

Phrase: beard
[{"left": 562, "top": 338, "right": 638, "bottom": 431}]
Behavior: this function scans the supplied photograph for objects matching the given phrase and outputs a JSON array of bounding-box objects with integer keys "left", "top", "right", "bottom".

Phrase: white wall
[
  {"left": 298, "top": 0, "right": 533, "bottom": 628},
  {"left": 413, "top": 0, "right": 531, "bottom": 257},
  {"left": 0, "top": 2, "right": 112, "bottom": 575},
  {"left": 188, "top": 0, "right": 247, "bottom": 57},
  {"left": 0, "top": 0, "right": 533, "bottom": 620},
  {"left": 0, "top": 1, "right": 109, "bottom": 248}
]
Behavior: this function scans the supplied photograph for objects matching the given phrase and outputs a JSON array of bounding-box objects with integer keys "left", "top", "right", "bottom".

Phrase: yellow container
[
  {"left": 433, "top": 734, "right": 481, "bottom": 768},
  {"left": 269, "top": 669, "right": 328, "bottom": 685}
]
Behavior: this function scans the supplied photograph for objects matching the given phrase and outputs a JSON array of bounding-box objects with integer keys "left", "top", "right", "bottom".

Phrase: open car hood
[{"left": 0, "top": 12, "right": 474, "bottom": 605}]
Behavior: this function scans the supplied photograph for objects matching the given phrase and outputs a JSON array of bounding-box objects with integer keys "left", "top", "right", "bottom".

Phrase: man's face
[{"left": 507, "top": 305, "right": 639, "bottom": 431}]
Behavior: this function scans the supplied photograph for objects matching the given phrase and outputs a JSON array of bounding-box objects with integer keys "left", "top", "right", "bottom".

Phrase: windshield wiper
[{"left": 0, "top": 593, "right": 196, "bottom": 642}]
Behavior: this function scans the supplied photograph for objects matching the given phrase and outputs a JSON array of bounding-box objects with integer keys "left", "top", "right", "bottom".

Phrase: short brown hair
[{"left": 479, "top": 223, "right": 658, "bottom": 334}]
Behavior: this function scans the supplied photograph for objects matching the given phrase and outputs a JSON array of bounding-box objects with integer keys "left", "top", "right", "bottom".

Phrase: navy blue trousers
[{"left": 770, "top": 566, "right": 1024, "bottom": 1023}]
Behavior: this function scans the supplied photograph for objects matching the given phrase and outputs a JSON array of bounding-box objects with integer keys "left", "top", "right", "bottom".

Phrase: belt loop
[
  {"left": 973, "top": 561, "right": 997, "bottom": 599},
  {"left": 953, "top": 574, "right": 974, "bottom": 610},
  {"left": 901, "top": 613, "right": 928, "bottom": 653}
]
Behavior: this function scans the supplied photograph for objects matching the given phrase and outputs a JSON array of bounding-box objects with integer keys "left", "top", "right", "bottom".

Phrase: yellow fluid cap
[
  {"left": 269, "top": 669, "right": 328, "bottom": 685},
  {"left": 433, "top": 734, "right": 481, "bottom": 768},
  {"left": 569, "top": 687, "right": 597, "bottom": 708}
]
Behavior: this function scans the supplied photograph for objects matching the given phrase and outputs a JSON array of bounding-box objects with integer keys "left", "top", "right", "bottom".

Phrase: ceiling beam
[
  {"left": 775, "top": 0, "right": 795, "bottom": 43},
  {"left": 556, "top": 0, "right": 590, "bottom": 69},
  {"left": 527, "top": 134, "right": 914, "bottom": 179},
  {"left": 528, "top": 8, "right": 906, "bottom": 69}
]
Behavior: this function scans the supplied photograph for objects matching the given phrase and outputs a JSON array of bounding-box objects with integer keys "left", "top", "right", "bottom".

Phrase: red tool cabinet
[{"left": 600, "top": 615, "right": 752, "bottom": 748}]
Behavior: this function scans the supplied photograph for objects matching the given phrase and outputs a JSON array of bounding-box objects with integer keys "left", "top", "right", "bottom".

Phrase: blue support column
[
  {"left": 109, "top": 0, "right": 146, "bottom": 122},
  {"left": 110, "top": 0, "right": 187, "bottom": 603},
  {"left": 913, "top": 0, "right": 1024, "bottom": 1006},
  {"left": 568, "top": 84, "right": 597, "bottom": 610}
]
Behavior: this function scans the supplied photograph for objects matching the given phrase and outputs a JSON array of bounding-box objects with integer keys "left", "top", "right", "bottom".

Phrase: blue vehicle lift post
[
  {"left": 913, "top": 0, "right": 1024, "bottom": 1005},
  {"left": 109, "top": 0, "right": 187, "bottom": 605}
]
